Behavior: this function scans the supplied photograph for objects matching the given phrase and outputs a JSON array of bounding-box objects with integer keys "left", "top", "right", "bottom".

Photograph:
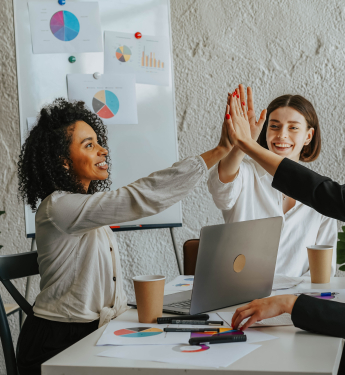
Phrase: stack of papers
[{"left": 96, "top": 315, "right": 277, "bottom": 368}]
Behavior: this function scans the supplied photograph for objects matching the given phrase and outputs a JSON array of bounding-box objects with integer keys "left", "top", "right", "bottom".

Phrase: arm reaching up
[
  {"left": 219, "top": 85, "right": 266, "bottom": 183},
  {"left": 226, "top": 86, "right": 345, "bottom": 222}
]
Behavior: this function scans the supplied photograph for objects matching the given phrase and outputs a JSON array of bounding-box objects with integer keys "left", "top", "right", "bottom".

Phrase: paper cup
[
  {"left": 307, "top": 245, "right": 333, "bottom": 283},
  {"left": 133, "top": 275, "right": 165, "bottom": 323}
]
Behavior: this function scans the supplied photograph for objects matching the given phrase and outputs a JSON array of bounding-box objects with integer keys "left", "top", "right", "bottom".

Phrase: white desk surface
[{"left": 42, "top": 277, "right": 344, "bottom": 375}]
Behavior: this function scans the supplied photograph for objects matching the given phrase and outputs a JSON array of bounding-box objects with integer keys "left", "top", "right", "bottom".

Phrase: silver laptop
[{"left": 129, "top": 217, "right": 283, "bottom": 314}]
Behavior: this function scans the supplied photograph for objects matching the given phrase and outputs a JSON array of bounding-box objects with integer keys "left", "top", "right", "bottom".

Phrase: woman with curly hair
[{"left": 16, "top": 97, "right": 234, "bottom": 374}]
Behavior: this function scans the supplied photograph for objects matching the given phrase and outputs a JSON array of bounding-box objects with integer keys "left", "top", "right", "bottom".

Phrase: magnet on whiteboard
[
  {"left": 135, "top": 32, "right": 142, "bottom": 39},
  {"left": 93, "top": 72, "right": 102, "bottom": 80},
  {"left": 58, "top": 0, "right": 66, "bottom": 5},
  {"left": 68, "top": 56, "right": 76, "bottom": 63}
]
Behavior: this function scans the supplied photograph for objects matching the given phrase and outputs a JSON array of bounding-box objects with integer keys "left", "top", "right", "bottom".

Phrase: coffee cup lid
[
  {"left": 306, "top": 245, "right": 333, "bottom": 250},
  {"left": 132, "top": 275, "right": 166, "bottom": 282}
]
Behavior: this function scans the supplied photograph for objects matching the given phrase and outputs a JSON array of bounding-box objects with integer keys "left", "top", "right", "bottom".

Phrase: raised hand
[
  {"left": 238, "top": 85, "right": 266, "bottom": 141},
  {"left": 224, "top": 94, "right": 251, "bottom": 148}
]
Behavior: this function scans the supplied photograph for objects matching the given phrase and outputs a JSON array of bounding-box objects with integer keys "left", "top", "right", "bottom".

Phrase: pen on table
[
  {"left": 157, "top": 314, "right": 209, "bottom": 324},
  {"left": 164, "top": 327, "right": 220, "bottom": 332},
  {"left": 189, "top": 334, "right": 247, "bottom": 345},
  {"left": 170, "top": 320, "right": 223, "bottom": 325},
  {"left": 294, "top": 292, "right": 338, "bottom": 297}
]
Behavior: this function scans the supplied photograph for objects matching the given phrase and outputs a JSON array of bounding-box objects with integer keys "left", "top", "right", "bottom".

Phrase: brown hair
[{"left": 257, "top": 95, "right": 321, "bottom": 162}]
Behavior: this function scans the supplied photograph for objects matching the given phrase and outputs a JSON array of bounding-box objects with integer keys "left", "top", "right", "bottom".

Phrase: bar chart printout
[
  {"left": 104, "top": 31, "right": 170, "bottom": 86},
  {"left": 141, "top": 48, "right": 165, "bottom": 69}
]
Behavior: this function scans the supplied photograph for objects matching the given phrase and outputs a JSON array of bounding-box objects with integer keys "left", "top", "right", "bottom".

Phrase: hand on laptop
[{"left": 231, "top": 295, "right": 298, "bottom": 330}]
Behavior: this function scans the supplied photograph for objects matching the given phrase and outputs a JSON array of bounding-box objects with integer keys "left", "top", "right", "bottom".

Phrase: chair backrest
[
  {"left": 0, "top": 251, "right": 39, "bottom": 375},
  {"left": 183, "top": 239, "right": 199, "bottom": 275}
]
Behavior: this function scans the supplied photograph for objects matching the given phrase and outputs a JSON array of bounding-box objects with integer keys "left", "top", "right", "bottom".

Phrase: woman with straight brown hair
[{"left": 207, "top": 86, "right": 337, "bottom": 277}]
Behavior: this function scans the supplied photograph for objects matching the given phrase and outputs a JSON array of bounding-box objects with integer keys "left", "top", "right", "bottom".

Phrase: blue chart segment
[{"left": 50, "top": 11, "right": 80, "bottom": 42}]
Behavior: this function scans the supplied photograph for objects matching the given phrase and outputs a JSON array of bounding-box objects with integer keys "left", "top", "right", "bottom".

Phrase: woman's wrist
[
  {"left": 283, "top": 295, "right": 298, "bottom": 314},
  {"left": 200, "top": 146, "right": 230, "bottom": 170}
]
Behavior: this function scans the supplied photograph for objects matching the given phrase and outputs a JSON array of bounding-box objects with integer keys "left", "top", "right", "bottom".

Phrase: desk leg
[{"left": 170, "top": 227, "right": 182, "bottom": 275}]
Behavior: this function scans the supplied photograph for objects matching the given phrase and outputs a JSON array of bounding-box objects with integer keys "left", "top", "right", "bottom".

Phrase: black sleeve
[
  {"left": 272, "top": 158, "right": 345, "bottom": 222},
  {"left": 291, "top": 295, "right": 345, "bottom": 338}
]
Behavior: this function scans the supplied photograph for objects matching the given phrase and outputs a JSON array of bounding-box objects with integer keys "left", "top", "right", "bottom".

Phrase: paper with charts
[
  {"left": 28, "top": 2, "right": 103, "bottom": 54},
  {"left": 104, "top": 31, "right": 170, "bottom": 86},
  {"left": 165, "top": 275, "right": 194, "bottom": 292},
  {"left": 98, "top": 342, "right": 261, "bottom": 368},
  {"left": 67, "top": 74, "right": 138, "bottom": 125},
  {"left": 96, "top": 321, "right": 190, "bottom": 346}
]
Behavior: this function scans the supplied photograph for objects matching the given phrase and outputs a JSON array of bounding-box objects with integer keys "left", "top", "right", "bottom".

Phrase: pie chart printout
[
  {"left": 92, "top": 90, "right": 120, "bottom": 119},
  {"left": 50, "top": 11, "right": 80, "bottom": 42},
  {"left": 114, "top": 327, "right": 163, "bottom": 338},
  {"left": 179, "top": 344, "right": 209, "bottom": 353},
  {"left": 116, "top": 45, "right": 132, "bottom": 62}
]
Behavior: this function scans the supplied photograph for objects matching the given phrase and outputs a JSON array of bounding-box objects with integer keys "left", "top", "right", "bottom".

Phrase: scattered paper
[
  {"left": 97, "top": 342, "right": 261, "bottom": 368},
  {"left": 28, "top": 2, "right": 103, "bottom": 54},
  {"left": 104, "top": 31, "right": 170, "bottom": 86},
  {"left": 67, "top": 74, "right": 138, "bottom": 125},
  {"left": 97, "top": 315, "right": 229, "bottom": 347},
  {"left": 165, "top": 275, "right": 194, "bottom": 292},
  {"left": 218, "top": 311, "right": 293, "bottom": 328},
  {"left": 97, "top": 321, "right": 190, "bottom": 346},
  {"left": 277, "top": 288, "right": 345, "bottom": 303},
  {"left": 272, "top": 274, "right": 304, "bottom": 290}
]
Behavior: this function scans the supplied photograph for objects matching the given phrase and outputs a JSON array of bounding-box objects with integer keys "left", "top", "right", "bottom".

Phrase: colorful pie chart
[
  {"left": 180, "top": 344, "right": 209, "bottom": 352},
  {"left": 116, "top": 45, "right": 132, "bottom": 62},
  {"left": 92, "top": 90, "right": 120, "bottom": 119},
  {"left": 50, "top": 11, "right": 80, "bottom": 42},
  {"left": 114, "top": 327, "right": 163, "bottom": 338}
]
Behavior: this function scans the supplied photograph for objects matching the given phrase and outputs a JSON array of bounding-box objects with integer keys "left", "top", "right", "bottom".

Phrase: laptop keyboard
[{"left": 165, "top": 300, "right": 191, "bottom": 308}]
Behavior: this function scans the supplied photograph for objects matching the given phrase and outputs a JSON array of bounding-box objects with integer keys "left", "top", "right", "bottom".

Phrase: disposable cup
[
  {"left": 133, "top": 275, "right": 165, "bottom": 323},
  {"left": 307, "top": 245, "right": 333, "bottom": 283}
]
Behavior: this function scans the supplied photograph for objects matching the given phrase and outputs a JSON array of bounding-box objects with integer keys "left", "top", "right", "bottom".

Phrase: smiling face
[
  {"left": 266, "top": 107, "right": 315, "bottom": 162},
  {"left": 66, "top": 120, "right": 109, "bottom": 190}
]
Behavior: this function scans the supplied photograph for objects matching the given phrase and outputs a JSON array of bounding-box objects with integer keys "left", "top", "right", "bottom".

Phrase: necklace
[{"left": 283, "top": 194, "right": 286, "bottom": 201}]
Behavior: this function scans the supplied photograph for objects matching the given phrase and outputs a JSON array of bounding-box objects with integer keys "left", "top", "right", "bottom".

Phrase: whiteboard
[{"left": 13, "top": 0, "right": 181, "bottom": 238}]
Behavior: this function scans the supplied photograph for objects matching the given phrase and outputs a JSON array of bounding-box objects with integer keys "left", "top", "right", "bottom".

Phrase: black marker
[
  {"left": 171, "top": 320, "right": 223, "bottom": 325},
  {"left": 164, "top": 327, "right": 219, "bottom": 333},
  {"left": 157, "top": 314, "right": 209, "bottom": 324},
  {"left": 189, "top": 334, "right": 247, "bottom": 345}
]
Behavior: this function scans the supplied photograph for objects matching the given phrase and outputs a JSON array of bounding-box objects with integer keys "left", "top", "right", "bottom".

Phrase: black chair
[{"left": 0, "top": 251, "right": 39, "bottom": 375}]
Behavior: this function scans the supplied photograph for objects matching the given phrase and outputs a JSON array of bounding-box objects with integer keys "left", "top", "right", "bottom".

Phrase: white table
[{"left": 42, "top": 277, "right": 344, "bottom": 375}]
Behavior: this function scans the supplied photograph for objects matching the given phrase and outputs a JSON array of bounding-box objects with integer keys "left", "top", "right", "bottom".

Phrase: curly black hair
[{"left": 18, "top": 98, "right": 111, "bottom": 211}]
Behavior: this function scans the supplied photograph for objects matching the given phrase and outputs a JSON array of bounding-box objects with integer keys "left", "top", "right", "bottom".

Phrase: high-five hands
[{"left": 224, "top": 85, "right": 267, "bottom": 149}]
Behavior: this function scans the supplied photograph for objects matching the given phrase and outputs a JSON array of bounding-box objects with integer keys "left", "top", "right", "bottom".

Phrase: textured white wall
[{"left": 1, "top": 0, "right": 345, "bottom": 373}]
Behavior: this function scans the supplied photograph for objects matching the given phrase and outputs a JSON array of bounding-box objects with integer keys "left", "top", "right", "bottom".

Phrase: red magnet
[{"left": 135, "top": 32, "right": 142, "bottom": 39}]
